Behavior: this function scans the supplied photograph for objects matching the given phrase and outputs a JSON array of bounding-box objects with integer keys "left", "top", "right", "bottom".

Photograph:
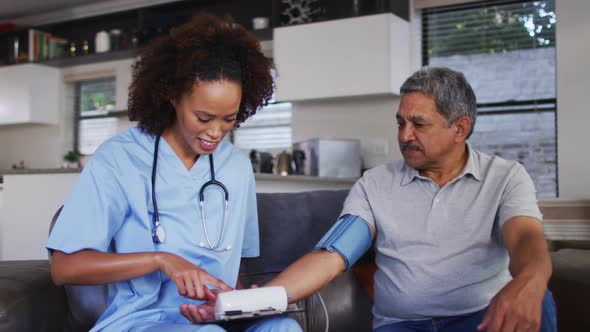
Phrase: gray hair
[{"left": 400, "top": 67, "right": 477, "bottom": 138}]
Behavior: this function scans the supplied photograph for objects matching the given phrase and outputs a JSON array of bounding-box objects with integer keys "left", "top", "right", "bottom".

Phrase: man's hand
[
  {"left": 477, "top": 274, "right": 546, "bottom": 332},
  {"left": 180, "top": 288, "right": 219, "bottom": 323},
  {"left": 155, "top": 252, "right": 232, "bottom": 300},
  {"left": 179, "top": 284, "right": 264, "bottom": 323}
]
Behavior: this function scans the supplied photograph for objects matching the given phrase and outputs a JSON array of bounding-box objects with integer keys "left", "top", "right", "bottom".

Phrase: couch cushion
[
  {"left": 0, "top": 260, "right": 67, "bottom": 332},
  {"left": 241, "top": 190, "right": 349, "bottom": 276}
]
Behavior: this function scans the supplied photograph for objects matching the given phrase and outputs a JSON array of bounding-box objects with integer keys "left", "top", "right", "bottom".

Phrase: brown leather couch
[{"left": 0, "top": 190, "right": 588, "bottom": 332}]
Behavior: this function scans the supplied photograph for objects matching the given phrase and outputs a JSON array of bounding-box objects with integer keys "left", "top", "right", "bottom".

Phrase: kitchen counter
[
  {"left": 254, "top": 173, "right": 356, "bottom": 193},
  {"left": 1, "top": 168, "right": 82, "bottom": 175},
  {"left": 0, "top": 168, "right": 357, "bottom": 185}
]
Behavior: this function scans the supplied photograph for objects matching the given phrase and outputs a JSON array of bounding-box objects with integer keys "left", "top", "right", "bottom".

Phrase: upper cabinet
[
  {"left": 273, "top": 13, "right": 410, "bottom": 101},
  {"left": 0, "top": 64, "right": 60, "bottom": 125}
]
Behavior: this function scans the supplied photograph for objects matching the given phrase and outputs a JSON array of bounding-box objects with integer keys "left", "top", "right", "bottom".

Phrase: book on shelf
[{"left": 27, "top": 28, "right": 68, "bottom": 62}]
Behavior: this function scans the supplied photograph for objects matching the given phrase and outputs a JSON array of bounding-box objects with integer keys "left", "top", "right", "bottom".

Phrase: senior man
[{"left": 268, "top": 67, "right": 556, "bottom": 332}]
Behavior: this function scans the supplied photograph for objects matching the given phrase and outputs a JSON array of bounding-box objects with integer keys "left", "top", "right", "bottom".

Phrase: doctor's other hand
[{"left": 155, "top": 251, "right": 232, "bottom": 300}]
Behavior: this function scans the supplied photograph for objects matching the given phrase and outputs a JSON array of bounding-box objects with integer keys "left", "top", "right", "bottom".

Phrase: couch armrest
[
  {"left": 0, "top": 260, "right": 68, "bottom": 332},
  {"left": 549, "top": 249, "right": 590, "bottom": 332},
  {"left": 547, "top": 240, "right": 590, "bottom": 251}
]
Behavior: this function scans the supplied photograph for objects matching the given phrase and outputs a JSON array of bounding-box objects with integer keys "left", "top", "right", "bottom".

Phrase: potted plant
[{"left": 63, "top": 150, "right": 83, "bottom": 168}]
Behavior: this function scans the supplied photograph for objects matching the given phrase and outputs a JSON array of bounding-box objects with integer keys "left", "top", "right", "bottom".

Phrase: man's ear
[
  {"left": 454, "top": 116, "right": 472, "bottom": 141},
  {"left": 170, "top": 99, "right": 177, "bottom": 109}
]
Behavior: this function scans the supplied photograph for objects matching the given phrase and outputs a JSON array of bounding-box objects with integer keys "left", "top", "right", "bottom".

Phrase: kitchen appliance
[
  {"left": 275, "top": 151, "right": 292, "bottom": 176},
  {"left": 292, "top": 149, "right": 305, "bottom": 175},
  {"left": 293, "top": 138, "right": 361, "bottom": 178}
]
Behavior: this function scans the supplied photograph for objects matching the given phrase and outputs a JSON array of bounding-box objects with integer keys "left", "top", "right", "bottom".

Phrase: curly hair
[{"left": 128, "top": 13, "right": 275, "bottom": 135}]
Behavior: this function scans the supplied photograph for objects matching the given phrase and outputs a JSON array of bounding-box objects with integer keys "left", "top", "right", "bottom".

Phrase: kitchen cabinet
[
  {"left": 273, "top": 13, "right": 410, "bottom": 101},
  {"left": 0, "top": 64, "right": 60, "bottom": 125},
  {"left": 0, "top": 172, "right": 79, "bottom": 260}
]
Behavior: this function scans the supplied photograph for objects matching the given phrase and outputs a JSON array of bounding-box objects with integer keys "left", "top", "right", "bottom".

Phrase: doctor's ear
[{"left": 170, "top": 99, "right": 178, "bottom": 109}]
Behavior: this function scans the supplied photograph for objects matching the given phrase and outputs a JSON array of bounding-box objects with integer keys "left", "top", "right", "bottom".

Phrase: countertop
[
  {"left": 0, "top": 168, "right": 357, "bottom": 184},
  {"left": 2, "top": 168, "right": 83, "bottom": 175}
]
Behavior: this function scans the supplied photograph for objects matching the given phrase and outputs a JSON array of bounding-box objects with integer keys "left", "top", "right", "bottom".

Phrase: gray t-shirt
[{"left": 340, "top": 146, "right": 542, "bottom": 329}]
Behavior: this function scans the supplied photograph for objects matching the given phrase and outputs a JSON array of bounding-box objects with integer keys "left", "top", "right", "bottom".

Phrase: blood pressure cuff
[{"left": 314, "top": 214, "right": 372, "bottom": 271}]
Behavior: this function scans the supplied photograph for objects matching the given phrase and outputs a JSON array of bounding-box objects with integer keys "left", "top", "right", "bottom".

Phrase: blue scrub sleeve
[
  {"left": 46, "top": 151, "right": 128, "bottom": 254},
  {"left": 241, "top": 171, "right": 260, "bottom": 258}
]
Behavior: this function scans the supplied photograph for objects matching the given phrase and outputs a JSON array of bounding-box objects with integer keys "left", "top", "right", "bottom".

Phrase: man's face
[{"left": 396, "top": 92, "right": 460, "bottom": 170}]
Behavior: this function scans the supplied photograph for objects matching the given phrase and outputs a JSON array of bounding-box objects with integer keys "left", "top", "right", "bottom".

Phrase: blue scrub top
[{"left": 47, "top": 126, "right": 260, "bottom": 331}]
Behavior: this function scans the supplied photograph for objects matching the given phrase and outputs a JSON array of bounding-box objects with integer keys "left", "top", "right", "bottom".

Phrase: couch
[{"left": 0, "top": 190, "right": 588, "bottom": 332}]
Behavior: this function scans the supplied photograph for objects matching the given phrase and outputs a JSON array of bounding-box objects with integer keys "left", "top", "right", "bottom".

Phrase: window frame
[{"left": 73, "top": 77, "right": 127, "bottom": 155}]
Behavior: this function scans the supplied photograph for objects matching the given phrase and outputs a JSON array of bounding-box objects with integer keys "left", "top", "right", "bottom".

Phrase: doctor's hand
[
  {"left": 477, "top": 274, "right": 546, "bottom": 332},
  {"left": 155, "top": 251, "right": 232, "bottom": 300}
]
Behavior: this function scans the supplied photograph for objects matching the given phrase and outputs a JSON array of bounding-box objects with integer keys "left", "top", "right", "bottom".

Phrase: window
[
  {"left": 74, "top": 75, "right": 292, "bottom": 156},
  {"left": 423, "top": 0, "right": 557, "bottom": 197},
  {"left": 75, "top": 78, "right": 131, "bottom": 155},
  {"left": 232, "top": 102, "right": 293, "bottom": 151},
  {"left": 232, "top": 67, "right": 293, "bottom": 152}
]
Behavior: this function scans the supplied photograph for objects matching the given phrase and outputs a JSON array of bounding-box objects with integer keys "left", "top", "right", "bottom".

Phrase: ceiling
[{"left": 0, "top": 0, "right": 102, "bottom": 20}]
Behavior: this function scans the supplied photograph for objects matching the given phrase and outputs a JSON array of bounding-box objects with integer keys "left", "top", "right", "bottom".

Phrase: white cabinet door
[
  {"left": 274, "top": 13, "right": 410, "bottom": 101},
  {"left": 0, "top": 64, "right": 60, "bottom": 125}
]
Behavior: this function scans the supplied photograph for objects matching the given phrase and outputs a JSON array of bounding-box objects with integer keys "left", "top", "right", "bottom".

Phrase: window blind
[
  {"left": 422, "top": 0, "right": 557, "bottom": 197},
  {"left": 233, "top": 102, "right": 293, "bottom": 150}
]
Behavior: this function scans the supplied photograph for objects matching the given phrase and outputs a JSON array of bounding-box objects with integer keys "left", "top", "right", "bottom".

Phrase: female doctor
[{"left": 47, "top": 14, "right": 301, "bottom": 332}]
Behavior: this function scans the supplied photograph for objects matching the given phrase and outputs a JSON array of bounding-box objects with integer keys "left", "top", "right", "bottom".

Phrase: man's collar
[
  {"left": 400, "top": 143, "right": 481, "bottom": 186},
  {"left": 461, "top": 143, "right": 481, "bottom": 181},
  {"left": 400, "top": 163, "right": 419, "bottom": 186}
]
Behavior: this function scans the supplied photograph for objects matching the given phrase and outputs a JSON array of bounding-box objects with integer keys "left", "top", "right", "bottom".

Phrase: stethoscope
[{"left": 151, "top": 135, "right": 232, "bottom": 252}]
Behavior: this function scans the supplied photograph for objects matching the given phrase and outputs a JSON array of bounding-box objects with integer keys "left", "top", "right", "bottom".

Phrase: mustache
[{"left": 399, "top": 141, "right": 424, "bottom": 152}]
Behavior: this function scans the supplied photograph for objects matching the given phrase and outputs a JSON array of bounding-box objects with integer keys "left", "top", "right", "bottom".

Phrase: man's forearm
[
  {"left": 508, "top": 233, "right": 552, "bottom": 285},
  {"left": 265, "top": 250, "right": 346, "bottom": 303}
]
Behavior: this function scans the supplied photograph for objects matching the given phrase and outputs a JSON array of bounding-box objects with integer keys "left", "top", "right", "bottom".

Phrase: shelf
[
  {"left": 38, "top": 48, "right": 141, "bottom": 68},
  {"left": 17, "top": 27, "right": 272, "bottom": 68}
]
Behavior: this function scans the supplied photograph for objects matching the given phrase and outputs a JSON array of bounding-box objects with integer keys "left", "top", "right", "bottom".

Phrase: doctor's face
[{"left": 172, "top": 79, "right": 242, "bottom": 155}]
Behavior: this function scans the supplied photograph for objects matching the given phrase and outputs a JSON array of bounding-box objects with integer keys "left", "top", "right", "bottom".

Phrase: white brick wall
[{"left": 430, "top": 47, "right": 556, "bottom": 103}]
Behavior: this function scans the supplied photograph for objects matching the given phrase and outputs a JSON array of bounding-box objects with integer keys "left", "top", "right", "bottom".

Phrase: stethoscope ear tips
[{"left": 198, "top": 242, "right": 206, "bottom": 247}]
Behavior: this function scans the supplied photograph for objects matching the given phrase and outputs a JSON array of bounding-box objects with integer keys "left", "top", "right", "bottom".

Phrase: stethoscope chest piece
[{"left": 152, "top": 223, "right": 166, "bottom": 244}]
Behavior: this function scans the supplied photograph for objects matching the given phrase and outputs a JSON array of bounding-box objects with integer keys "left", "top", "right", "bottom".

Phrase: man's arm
[
  {"left": 181, "top": 250, "right": 347, "bottom": 323},
  {"left": 503, "top": 216, "right": 552, "bottom": 282},
  {"left": 265, "top": 214, "right": 375, "bottom": 302},
  {"left": 478, "top": 216, "right": 551, "bottom": 332},
  {"left": 265, "top": 250, "right": 347, "bottom": 302}
]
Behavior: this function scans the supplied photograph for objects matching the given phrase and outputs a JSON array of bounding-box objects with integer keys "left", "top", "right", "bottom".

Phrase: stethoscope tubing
[{"left": 151, "top": 135, "right": 230, "bottom": 251}]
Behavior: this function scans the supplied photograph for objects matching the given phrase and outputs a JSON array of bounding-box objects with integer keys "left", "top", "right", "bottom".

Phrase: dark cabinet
[{"left": 0, "top": 0, "right": 408, "bottom": 67}]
